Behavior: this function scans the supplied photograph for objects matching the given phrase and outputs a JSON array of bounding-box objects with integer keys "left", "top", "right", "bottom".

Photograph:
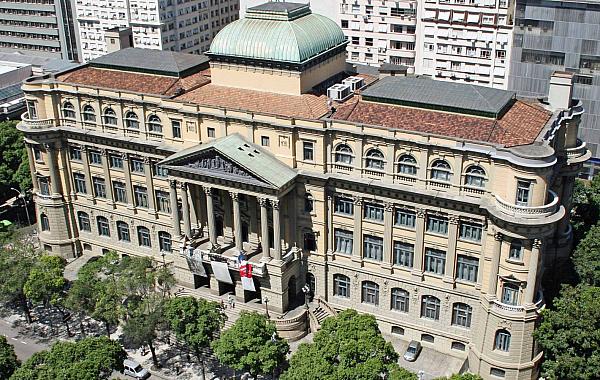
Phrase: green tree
[
  {"left": 533, "top": 284, "right": 600, "bottom": 380},
  {"left": 573, "top": 224, "right": 600, "bottom": 286},
  {"left": 212, "top": 311, "right": 288, "bottom": 378},
  {"left": 571, "top": 176, "right": 600, "bottom": 243},
  {"left": 388, "top": 366, "right": 418, "bottom": 380},
  {"left": 0, "top": 121, "right": 31, "bottom": 197},
  {"left": 165, "top": 296, "right": 226, "bottom": 379},
  {"left": 9, "top": 336, "right": 126, "bottom": 380},
  {"left": 282, "top": 309, "right": 399, "bottom": 380},
  {"left": 0, "top": 240, "right": 40, "bottom": 322},
  {"left": 0, "top": 335, "right": 20, "bottom": 380}
]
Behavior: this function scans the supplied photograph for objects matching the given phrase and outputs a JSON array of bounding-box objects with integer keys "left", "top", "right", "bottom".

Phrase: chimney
[{"left": 547, "top": 71, "right": 574, "bottom": 110}]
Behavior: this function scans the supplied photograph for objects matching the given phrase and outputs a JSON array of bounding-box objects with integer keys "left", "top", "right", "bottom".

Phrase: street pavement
[{"left": 0, "top": 317, "right": 48, "bottom": 361}]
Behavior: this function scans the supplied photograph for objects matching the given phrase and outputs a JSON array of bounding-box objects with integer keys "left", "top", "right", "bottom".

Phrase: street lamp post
[
  {"left": 263, "top": 296, "right": 270, "bottom": 318},
  {"left": 302, "top": 284, "right": 310, "bottom": 309},
  {"left": 10, "top": 188, "right": 31, "bottom": 226}
]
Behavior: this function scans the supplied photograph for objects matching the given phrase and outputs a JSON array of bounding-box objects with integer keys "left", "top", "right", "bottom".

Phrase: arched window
[
  {"left": 333, "top": 274, "right": 350, "bottom": 298},
  {"left": 82, "top": 105, "right": 96, "bottom": 122},
  {"left": 147, "top": 115, "right": 163, "bottom": 134},
  {"left": 77, "top": 211, "right": 90, "bottom": 232},
  {"left": 97, "top": 216, "right": 110, "bottom": 236},
  {"left": 421, "top": 295, "right": 441, "bottom": 320},
  {"left": 304, "top": 193, "right": 314, "bottom": 213},
  {"left": 494, "top": 330, "right": 511, "bottom": 351},
  {"left": 158, "top": 231, "right": 172, "bottom": 252},
  {"left": 365, "top": 149, "right": 385, "bottom": 170},
  {"left": 451, "top": 302, "right": 473, "bottom": 328},
  {"left": 391, "top": 288, "right": 409, "bottom": 312},
  {"left": 361, "top": 281, "right": 379, "bottom": 305},
  {"left": 116, "top": 221, "right": 130, "bottom": 242},
  {"left": 334, "top": 144, "right": 354, "bottom": 165},
  {"left": 40, "top": 214, "right": 50, "bottom": 231},
  {"left": 62, "top": 101, "right": 75, "bottom": 119},
  {"left": 464, "top": 165, "right": 486, "bottom": 188},
  {"left": 103, "top": 107, "right": 117, "bottom": 126},
  {"left": 430, "top": 159, "right": 452, "bottom": 182},
  {"left": 137, "top": 226, "right": 151, "bottom": 247},
  {"left": 124, "top": 111, "right": 139, "bottom": 129},
  {"left": 397, "top": 154, "right": 418, "bottom": 176},
  {"left": 509, "top": 240, "right": 523, "bottom": 261}
]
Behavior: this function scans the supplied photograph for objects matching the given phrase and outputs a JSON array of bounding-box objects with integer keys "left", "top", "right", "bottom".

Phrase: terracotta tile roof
[
  {"left": 57, "top": 67, "right": 210, "bottom": 96},
  {"left": 176, "top": 84, "right": 330, "bottom": 119},
  {"left": 333, "top": 97, "right": 552, "bottom": 147}
]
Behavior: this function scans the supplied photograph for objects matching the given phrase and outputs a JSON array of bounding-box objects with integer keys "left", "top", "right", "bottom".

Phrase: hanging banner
[
  {"left": 211, "top": 261, "right": 233, "bottom": 284},
  {"left": 186, "top": 249, "right": 207, "bottom": 277},
  {"left": 239, "top": 260, "right": 255, "bottom": 292}
]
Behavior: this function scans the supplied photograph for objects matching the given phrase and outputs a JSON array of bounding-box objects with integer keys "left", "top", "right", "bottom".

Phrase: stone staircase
[
  {"left": 307, "top": 296, "right": 337, "bottom": 332},
  {"left": 312, "top": 306, "right": 330, "bottom": 325}
]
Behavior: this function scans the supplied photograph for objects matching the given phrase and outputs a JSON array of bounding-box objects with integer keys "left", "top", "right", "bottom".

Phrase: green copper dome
[{"left": 208, "top": 2, "right": 347, "bottom": 64}]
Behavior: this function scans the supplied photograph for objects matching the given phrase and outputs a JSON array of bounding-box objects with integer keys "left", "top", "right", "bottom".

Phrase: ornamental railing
[
  {"left": 494, "top": 190, "right": 559, "bottom": 218},
  {"left": 21, "top": 112, "right": 55, "bottom": 129}
]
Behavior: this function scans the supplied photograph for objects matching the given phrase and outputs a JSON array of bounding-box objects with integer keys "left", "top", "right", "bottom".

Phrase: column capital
[
  {"left": 270, "top": 199, "right": 280, "bottom": 209},
  {"left": 120, "top": 152, "right": 128, "bottom": 160},
  {"left": 449, "top": 215, "right": 460, "bottom": 225},
  {"left": 494, "top": 232, "right": 503, "bottom": 241},
  {"left": 169, "top": 179, "right": 178, "bottom": 189},
  {"left": 99, "top": 148, "right": 108, "bottom": 157},
  {"left": 258, "top": 197, "right": 269, "bottom": 207},
  {"left": 384, "top": 202, "right": 394, "bottom": 212},
  {"left": 143, "top": 156, "right": 151, "bottom": 165},
  {"left": 203, "top": 186, "right": 212, "bottom": 195},
  {"left": 353, "top": 196, "right": 363, "bottom": 206},
  {"left": 43, "top": 143, "right": 54, "bottom": 151},
  {"left": 416, "top": 208, "right": 426, "bottom": 218},
  {"left": 532, "top": 238, "right": 543, "bottom": 249},
  {"left": 179, "top": 182, "right": 188, "bottom": 192},
  {"left": 229, "top": 191, "right": 239, "bottom": 201}
]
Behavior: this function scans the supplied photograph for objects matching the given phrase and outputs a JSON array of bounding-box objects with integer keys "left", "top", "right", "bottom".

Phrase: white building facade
[
  {"left": 76, "top": 0, "right": 239, "bottom": 62},
  {"left": 414, "top": 0, "right": 514, "bottom": 88}
]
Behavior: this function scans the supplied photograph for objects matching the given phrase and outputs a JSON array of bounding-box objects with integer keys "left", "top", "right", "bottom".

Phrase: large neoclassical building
[{"left": 18, "top": 2, "right": 589, "bottom": 379}]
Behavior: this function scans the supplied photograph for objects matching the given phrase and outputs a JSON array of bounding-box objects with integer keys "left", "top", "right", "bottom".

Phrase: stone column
[
  {"left": 121, "top": 152, "right": 134, "bottom": 209},
  {"left": 204, "top": 186, "right": 217, "bottom": 245},
  {"left": 444, "top": 216, "right": 459, "bottom": 283},
  {"left": 382, "top": 202, "right": 394, "bottom": 268},
  {"left": 100, "top": 149, "right": 114, "bottom": 207},
  {"left": 272, "top": 199, "right": 281, "bottom": 260},
  {"left": 144, "top": 157, "right": 156, "bottom": 214},
  {"left": 222, "top": 191, "right": 234, "bottom": 243},
  {"left": 326, "top": 192, "right": 334, "bottom": 254},
  {"left": 259, "top": 197, "right": 271, "bottom": 260},
  {"left": 230, "top": 191, "right": 243, "bottom": 252},
  {"left": 180, "top": 182, "right": 192, "bottom": 237},
  {"left": 525, "top": 239, "right": 542, "bottom": 304},
  {"left": 44, "top": 143, "right": 61, "bottom": 195},
  {"left": 352, "top": 196, "right": 363, "bottom": 263},
  {"left": 25, "top": 143, "right": 39, "bottom": 192},
  {"left": 487, "top": 232, "right": 503, "bottom": 296},
  {"left": 169, "top": 180, "right": 181, "bottom": 237},
  {"left": 412, "top": 208, "right": 426, "bottom": 277}
]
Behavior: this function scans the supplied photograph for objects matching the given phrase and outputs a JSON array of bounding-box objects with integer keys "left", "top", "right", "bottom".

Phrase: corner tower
[{"left": 207, "top": 2, "right": 348, "bottom": 95}]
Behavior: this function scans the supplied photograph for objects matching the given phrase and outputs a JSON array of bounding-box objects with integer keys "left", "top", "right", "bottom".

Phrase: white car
[
  {"left": 403, "top": 340, "right": 422, "bottom": 362},
  {"left": 123, "top": 359, "right": 150, "bottom": 379}
]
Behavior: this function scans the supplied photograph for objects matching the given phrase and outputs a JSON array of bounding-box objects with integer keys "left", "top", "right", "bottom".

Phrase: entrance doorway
[
  {"left": 218, "top": 281, "right": 235, "bottom": 296},
  {"left": 216, "top": 217, "right": 224, "bottom": 237},
  {"left": 193, "top": 274, "right": 210, "bottom": 289},
  {"left": 288, "top": 276, "right": 299, "bottom": 308},
  {"left": 306, "top": 272, "right": 316, "bottom": 301}
]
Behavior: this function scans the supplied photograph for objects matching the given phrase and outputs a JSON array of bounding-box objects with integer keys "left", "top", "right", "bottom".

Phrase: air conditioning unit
[
  {"left": 327, "top": 84, "right": 353, "bottom": 101},
  {"left": 343, "top": 76, "right": 365, "bottom": 91}
]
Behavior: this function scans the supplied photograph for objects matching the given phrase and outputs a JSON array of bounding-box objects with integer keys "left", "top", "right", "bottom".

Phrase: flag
[{"left": 239, "top": 260, "right": 255, "bottom": 291}]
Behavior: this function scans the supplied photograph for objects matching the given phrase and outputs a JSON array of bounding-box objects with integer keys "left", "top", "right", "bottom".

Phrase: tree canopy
[
  {"left": 571, "top": 176, "right": 600, "bottom": 243},
  {"left": 212, "top": 311, "right": 288, "bottom": 377},
  {"left": 281, "top": 309, "right": 399, "bottom": 380},
  {"left": 533, "top": 285, "right": 600, "bottom": 380},
  {"left": 0, "top": 240, "right": 40, "bottom": 322},
  {"left": 0, "top": 121, "right": 31, "bottom": 198},
  {"left": 9, "top": 336, "right": 126, "bottom": 380},
  {"left": 0, "top": 335, "right": 20, "bottom": 380},
  {"left": 572, "top": 224, "right": 600, "bottom": 286}
]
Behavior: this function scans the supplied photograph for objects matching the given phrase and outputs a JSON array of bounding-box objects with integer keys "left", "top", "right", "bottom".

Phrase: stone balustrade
[
  {"left": 494, "top": 190, "right": 559, "bottom": 218},
  {"left": 21, "top": 112, "right": 55, "bottom": 129}
]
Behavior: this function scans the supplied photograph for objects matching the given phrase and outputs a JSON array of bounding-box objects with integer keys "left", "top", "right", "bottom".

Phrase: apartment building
[
  {"left": 0, "top": 0, "right": 79, "bottom": 61},
  {"left": 75, "top": 0, "right": 239, "bottom": 62},
  {"left": 18, "top": 3, "right": 590, "bottom": 379},
  {"left": 508, "top": 0, "right": 600, "bottom": 175},
  {"left": 414, "top": 0, "right": 514, "bottom": 88}
]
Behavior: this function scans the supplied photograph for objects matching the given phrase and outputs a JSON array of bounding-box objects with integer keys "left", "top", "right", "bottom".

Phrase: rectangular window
[
  {"left": 395, "top": 209, "right": 415, "bottom": 228},
  {"left": 153, "top": 164, "right": 168, "bottom": 177},
  {"left": 452, "top": 303, "right": 472, "bottom": 328},
  {"left": 424, "top": 248, "right": 446, "bottom": 275},
  {"left": 33, "top": 148, "right": 42, "bottom": 162},
  {"left": 93, "top": 177, "right": 106, "bottom": 198},
  {"left": 460, "top": 223, "right": 482, "bottom": 242},
  {"left": 134, "top": 185, "right": 148, "bottom": 208},
  {"left": 391, "top": 289, "right": 409, "bottom": 312},
  {"left": 73, "top": 173, "right": 87, "bottom": 194},
  {"left": 131, "top": 159, "right": 145, "bottom": 174},
  {"left": 156, "top": 190, "right": 171, "bottom": 213},
  {"left": 427, "top": 216, "right": 448, "bottom": 235},
  {"left": 302, "top": 141, "right": 314, "bottom": 161},
  {"left": 171, "top": 119, "right": 182, "bottom": 138},
  {"left": 364, "top": 203, "right": 384, "bottom": 222},
  {"left": 363, "top": 235, "right": 383, "bottom": 261},
  {"left": 334, "top": 275, "right": 350, "bottom": 298},
  {"left": 70, "top": 147, "right": 82, "bottom": 161},
  {"left": 261, "top": 136, "right": 270, "bottom": 146},
  {"left": 89, "top": 150, "right": 102, "bottom": 165},
  {"left": 516, "top": 180, "right": 531, "bottom": 206},
  {"left": 334, "top": 196, "right": 354, "bottom": 216},
  {"left": 501, "top": 284, "right": 520, "bottom": 306},
  {"left": 456, "top": 255, "right": 479, "bottom": 282},
  {"left": 334, "top": 229, "right": 353, "bottom": 255},
  {"left": 393, "top": 241, "right": 414, "bottom": 268},
  {"left": 113, "top": 181, "right": 127, "bottom": 203},
  {"left": 352, "top": 36, "right": 360, "bottom": 45},
  {"left": 207, "top": 127, "right": 216, "bottom": 137},
  {"left": 109, "top": 154, "right": 123, "bottom": 169}
]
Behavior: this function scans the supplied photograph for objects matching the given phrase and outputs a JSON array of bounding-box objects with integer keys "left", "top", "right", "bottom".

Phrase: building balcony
[
  {"left": 564, "top": 139, "right": 591, "bottom": 165},
  {"left": 20, "top": 112, "right": 55, "bottom": 130},
  {"left": 491, "top": 291, "right": 544, "bottom": 314},
  {"left": 493, "top": 190, "right": 559, "bottom": 218}
]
